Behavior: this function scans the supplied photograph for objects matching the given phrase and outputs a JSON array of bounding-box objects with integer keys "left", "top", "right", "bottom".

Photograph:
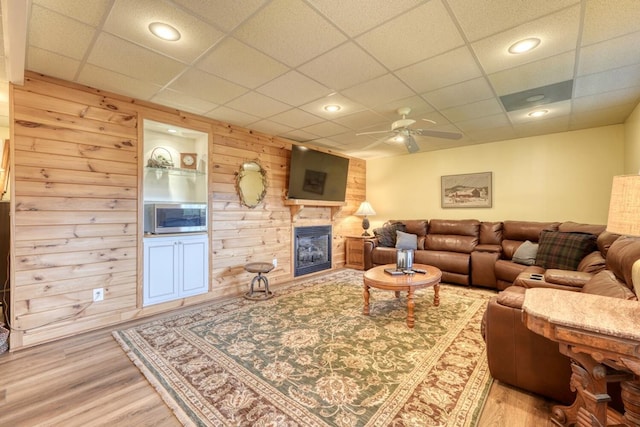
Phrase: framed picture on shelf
[
  {"left": 180, "top": 153, "right": 197, "bottom": 170},
  {"left": 441, "top": 172, "right": 492, "bottom": 208}
]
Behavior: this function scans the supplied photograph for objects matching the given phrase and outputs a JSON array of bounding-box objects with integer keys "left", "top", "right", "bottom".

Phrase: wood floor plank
[{"left": 0, "top": 304, "right": 558, "bottom": 426}]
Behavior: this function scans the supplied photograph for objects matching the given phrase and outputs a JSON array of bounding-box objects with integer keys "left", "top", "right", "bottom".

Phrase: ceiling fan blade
[
  {"left": 413, "top": 129, "right": 463, "bottom": 140},
  {"left": 355, "top": 130, "right": 392, "bottom": 136}
]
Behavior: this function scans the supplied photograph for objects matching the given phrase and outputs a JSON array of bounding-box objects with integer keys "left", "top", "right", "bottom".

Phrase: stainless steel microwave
[{"left": 144, "top": 203, "right": 207, "bottom": 234}]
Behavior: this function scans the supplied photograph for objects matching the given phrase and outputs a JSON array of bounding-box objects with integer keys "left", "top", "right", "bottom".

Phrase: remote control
[{"left": 412, "top": 268, "right": 426, "bottom": 274}]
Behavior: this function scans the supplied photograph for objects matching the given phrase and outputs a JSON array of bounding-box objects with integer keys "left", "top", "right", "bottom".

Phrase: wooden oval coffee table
[{"left": 363, "top": 264, "right": 442, "bottom": 328}]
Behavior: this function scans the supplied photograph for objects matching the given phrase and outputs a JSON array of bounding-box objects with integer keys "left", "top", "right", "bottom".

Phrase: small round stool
[{"left": 244, "top": 262, "right": 275, "bottom": 300}]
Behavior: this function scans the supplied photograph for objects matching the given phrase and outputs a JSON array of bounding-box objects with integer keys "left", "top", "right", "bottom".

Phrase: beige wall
[
  {"left": 624, "top": 102, "right": 640, "bottom": 174},
  {"left": 366, "top": 125, "right": 625, "bottom": 228}
]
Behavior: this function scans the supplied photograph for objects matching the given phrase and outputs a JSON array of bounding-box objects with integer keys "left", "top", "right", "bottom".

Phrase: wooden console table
[{"left": 522, "top": 288, "right": 640, "bottom": 426}]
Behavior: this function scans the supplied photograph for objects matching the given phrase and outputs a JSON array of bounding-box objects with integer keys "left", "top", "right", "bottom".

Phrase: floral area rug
[{"left": 113, "top": 270, "right": 495, "bottom": 426}]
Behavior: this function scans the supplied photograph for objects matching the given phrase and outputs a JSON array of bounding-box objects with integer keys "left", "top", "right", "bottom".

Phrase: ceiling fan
[{"left": 356, "top": 107, "right": 463, "bottom": 153}]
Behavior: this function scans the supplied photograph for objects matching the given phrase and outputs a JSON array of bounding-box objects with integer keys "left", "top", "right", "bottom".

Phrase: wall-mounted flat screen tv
[{"left": 287, "top": 145, "right": 350, "bottom": 202}]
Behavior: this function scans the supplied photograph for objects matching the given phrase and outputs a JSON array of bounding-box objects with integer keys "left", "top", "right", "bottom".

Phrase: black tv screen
[{"left": 287, "top": 145, "right": 350, "bottom": 202}]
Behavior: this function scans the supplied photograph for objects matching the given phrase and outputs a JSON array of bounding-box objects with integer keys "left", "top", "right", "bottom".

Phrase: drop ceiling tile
[
  {"left": 513, "top": 115, "right": 571, "bottom": 138},
  {"left": 281, "top": 129, "right": 322, "bottom": 143},
  {"left": 302, "top": 121, "right": 351, "bottom": 138},
  {"left": 33, "top": 0, "right": 112, "bottom": 26},
  {"left": 570, "top": 103, "right": 637, "bottom": 129},
  {"left": 77, "top": 64, "right": 163, "bottom": 100},
  {"left": 151, "top": 89, "right": 218, "bottom": 115},
  {"left": 103, "top": 0, "right": 224, "bottom": 64},
  {"left": 308, "top": 0, "right": 422, "bottom": 37},
  {"left": 447, "top": 0, "right": 578, "bottom": 42},
  {"left": 356, "top": 0, "right": 464, "bottom": 70},
  {"left": 172, "top": 0, "right": 268, "bottom": 32},
  {"left": 373, "top": 96, "right": 435, "bottom": 120},
  {"left": 471, "top": 5, "right": 580, "bottom": 75},
  {"left": 226, "top": 91, "right": 291, "bottom": 117},
  {"left": 333, "top": 110, "right": 388, "bottom": 131},
  {"left": 578, "top": 31, "right": 640, "bottom": 77},
  {"left": 464, "top": 126, "right": 517, "bottom": 143},
  {"left": 169, "top": 68, "right": 248, "bottom": 105},
  {"left": 395, "top": 46, "right": 483, "bottom": 94},
  {"left": 29, "top": 5, "right": 96, "bottom": 60},
  {"left": 488, "top": 51, "right": 575, "bottom": 96},
  {"left": 27, "top": 47, "right": 80, "bottom": 81},
  {"left": 574, "top": 63, "right": 640, "bottom": 98},
  {"left": 248, "top": 119, "right": 294, "bottom": 136},
  {"left": 342, "top": 74, "right": 415, "bottom": 107},
  {"left": 422, "top": 77, "right": 494, "bottom": 110},
  {"left": 197, "top": 37, "right": 288, "bottom": 89},
  {"left": 582, "top": 0, "right": 640, "bottom": 46},
  {"left": 455, "top": 112, "right": 511, "bottom": 132},
  {"left": 269, "top": 108, "right": 324, "bottom": 129},
  {"left": 234, "top": 0, "right": 346, "bottom": 67},
  {"left": 441, "top": 98, "right": 504, "bottom": 122},
  {"left": 507, "top": 99, "right": 571, "bottom": 124},
  {"left": 256, "top": 71, "right": 331, "bottom": 106},
  {"left": 573, "top": 87, "right": 640, "bottom": 113},
  {"left": 298, "top": 42, "right": 387, "bottom": 91},
  {"left": 299, "top": 94, "right": 366, "bottom": 119},
  {"left": 86, "top": 33, "right": 185, "bottom": 86},
  {"left": 205, "top": 106, "right": 259, "bottom": 127}
]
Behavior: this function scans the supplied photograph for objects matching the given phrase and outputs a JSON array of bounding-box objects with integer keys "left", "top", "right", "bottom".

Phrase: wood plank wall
[{"left": 9, "top": 72, "right": 365, "bottom": 350}]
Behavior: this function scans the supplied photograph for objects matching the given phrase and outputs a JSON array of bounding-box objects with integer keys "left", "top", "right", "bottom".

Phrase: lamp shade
[
  {"left": 606, "top": 174, "right": 640, "bottom": 236},
  {"left": 354, "top": 201, "right": 376, "bottom": 217}
]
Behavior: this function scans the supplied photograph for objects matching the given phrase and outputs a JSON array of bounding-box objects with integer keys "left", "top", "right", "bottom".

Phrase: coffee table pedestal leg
[
  {"left": 407, "top": 289, "right": 415, "bottom": 328},
  {"left": 434, "top": 283, "right": 440, "bottom": 306},
  {"left": 363, "top": 283, "right": 370, "bottom": 315}
]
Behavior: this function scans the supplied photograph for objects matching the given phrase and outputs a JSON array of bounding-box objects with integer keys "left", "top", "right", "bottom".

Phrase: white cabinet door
[
  {"left": 179, "top": 235, "right": 209, "bottom": 297},
  {"left": 144, "top": 234, "right": 209, "bottom": 306}
]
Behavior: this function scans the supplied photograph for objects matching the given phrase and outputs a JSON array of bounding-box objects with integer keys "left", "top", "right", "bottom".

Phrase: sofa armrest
[
  {"left": 544, "top": 269, "right": 593, "bottom": 289},
  {"left": 363, "top": 238, "right": 378, "bottom": 270}
]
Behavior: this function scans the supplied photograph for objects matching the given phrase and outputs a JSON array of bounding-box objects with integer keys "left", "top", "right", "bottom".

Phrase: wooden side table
[
  {"left": 345, "top": 235, "right": 368, "bottom": 270},
  {"left": 522, "top": 288, "right": 640, "bottom": 427}
]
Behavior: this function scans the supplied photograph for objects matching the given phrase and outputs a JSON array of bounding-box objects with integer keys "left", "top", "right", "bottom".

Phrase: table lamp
[
  {"left": 354, "top": 201, "right": 376, "bottom": 236},
  {"left": 606, "top": 174, "right": 640, "bottom": 296}
]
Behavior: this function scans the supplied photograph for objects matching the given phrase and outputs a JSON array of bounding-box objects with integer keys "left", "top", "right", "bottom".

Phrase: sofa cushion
[
  {"left": 606, "top": 236, "right": 640, "bottom": 291},
  {"left": 512, "top": 240, "right": 538, "bottom": 266},
  {"left": 496, "top": 286, "right": 526, "bottom": 309},
  {"left": 535, "top": 231, "right": 597, "bottom": 270},
  {"left": 577, "top": 251, "right": 606, "bottom": 274},
  {"left": 502, "top": 220, "right": 560, "bottom": 241},
  {"left": 373, "top": 222, "right": 406, "bottom": 247},
  {"left": 479, "top": 221, "right": 503, "bottom": 245},
  {"left": 395, "top": 230, "right": 417, "bottom": 250},
  {"left": 428, "top": 219, "right": 480, "bottom": 237},
  {"left": 582, "top": 270, "right": 637, "bottom": 300}
]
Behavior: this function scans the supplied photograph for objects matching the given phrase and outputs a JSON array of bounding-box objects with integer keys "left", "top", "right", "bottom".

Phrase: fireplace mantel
[{"left": 284, "top": 199, "right": 345, "bottom": 222}]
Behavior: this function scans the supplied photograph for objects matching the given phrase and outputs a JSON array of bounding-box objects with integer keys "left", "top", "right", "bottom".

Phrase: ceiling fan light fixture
[
  {"left": 149, "top": 22, "right": 181, "bottom": 41},
  {"left": 528, "top": 109, "right": 549, "bottom": 118},
  {"left": 508, "top": 37, "right": 541, "bottom": 54},
  {"left": 323, "top": 104, "right": 341, "bottom": 112}
]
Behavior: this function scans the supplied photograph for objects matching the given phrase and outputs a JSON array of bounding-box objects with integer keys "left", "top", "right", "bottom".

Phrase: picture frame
[{"left": 441, "top": 172, "right": 492, "bottom": 208}]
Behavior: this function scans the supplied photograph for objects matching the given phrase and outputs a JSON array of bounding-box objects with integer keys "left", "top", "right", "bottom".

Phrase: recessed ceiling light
[
  {"left": 528, "top": 109, "right": 549, "bottom": 118},
  {"left": 324, "top": 104, "right": 341, "bottom": 112},
  {"left": 167, "top": 128, "right": 177, "bottom": 133},
  {"left": 508, "top": 37, "right": 541, "bottom": 54},
  {"left": 149, "top": 22, "right": 181, "bottom": 41},
  {"left": 526, "top": 94, "right": 545, "bottom": 102}
]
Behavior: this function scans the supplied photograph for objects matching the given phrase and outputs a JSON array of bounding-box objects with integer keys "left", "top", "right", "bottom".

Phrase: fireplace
[{"left": 294, "top": 225, "right": 332, "bottom": 277}]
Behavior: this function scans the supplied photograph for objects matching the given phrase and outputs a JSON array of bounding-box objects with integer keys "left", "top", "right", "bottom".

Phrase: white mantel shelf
[{"left": 284, "top": 199, "right": 345, "bottom": 222}]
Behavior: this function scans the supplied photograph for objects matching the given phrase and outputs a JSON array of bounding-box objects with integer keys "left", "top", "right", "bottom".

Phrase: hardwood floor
[{"left": 0, "top": 310, "right": 557, "bottom": 426}]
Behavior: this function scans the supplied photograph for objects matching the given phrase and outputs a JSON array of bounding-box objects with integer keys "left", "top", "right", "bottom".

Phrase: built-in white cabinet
[{"left": 143, "top": 234, "right": 209, "bottom": 306}]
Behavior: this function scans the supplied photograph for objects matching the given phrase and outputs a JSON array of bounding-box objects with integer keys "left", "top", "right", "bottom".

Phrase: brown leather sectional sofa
[{"left": 364, "top": 218, "right": 640, "bottom": 405}]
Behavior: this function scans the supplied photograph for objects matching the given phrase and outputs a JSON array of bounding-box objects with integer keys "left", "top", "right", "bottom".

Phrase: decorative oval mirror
[{"left": 236, "top": 161, "right": 267, "bottom": 208}]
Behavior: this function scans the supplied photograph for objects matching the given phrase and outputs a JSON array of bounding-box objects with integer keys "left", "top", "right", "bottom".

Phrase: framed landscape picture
[{"left": 441, "top": 172, "right": 492, "bottom": 208}]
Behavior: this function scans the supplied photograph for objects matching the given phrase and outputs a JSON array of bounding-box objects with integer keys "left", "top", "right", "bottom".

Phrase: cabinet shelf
[
  {"left": 284, "top": 199, "right": 345, "bottom": 222},
  {"left": 145, "top": 166, "right": 206, "bottom": 177}
]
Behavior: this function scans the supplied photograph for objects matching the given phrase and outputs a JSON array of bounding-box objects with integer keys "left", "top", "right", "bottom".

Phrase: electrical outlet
[
  {"left": 272, "top": 258, "right": 277, "bottom": 267},
  {"left": 93, "top": 288, "right": 104, "bottom": 302}
]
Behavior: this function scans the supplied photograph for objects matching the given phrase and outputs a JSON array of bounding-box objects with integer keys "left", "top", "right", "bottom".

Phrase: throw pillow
[
  {"left": 395, "top": 230, "right": 418, "bottom": 250},
  {"left": 535, "top": 231, "right": 598, "bottom": 270},
  {"left": 373, "top": 222, "right": 406, "bottom": 247},
  {"left": 512, "top": 240, "right": 538, "bottom": 265}
]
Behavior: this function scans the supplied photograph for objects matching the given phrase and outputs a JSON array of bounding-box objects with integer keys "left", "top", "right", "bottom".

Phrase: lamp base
[{"left": 361, "top": 217, "right": 370, "bottom": 237}]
